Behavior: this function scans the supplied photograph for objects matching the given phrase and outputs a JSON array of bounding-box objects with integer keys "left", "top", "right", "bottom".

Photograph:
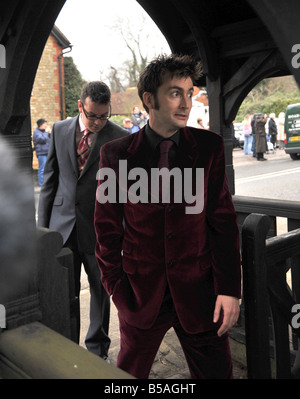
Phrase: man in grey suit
[{"left": 38, "top": 81, "right": 127, "bottom": 359}]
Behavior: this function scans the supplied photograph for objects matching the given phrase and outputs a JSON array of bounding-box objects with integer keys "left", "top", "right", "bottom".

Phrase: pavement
[{"left": 232, "top": 145, "right": 288, "bottom": 166}]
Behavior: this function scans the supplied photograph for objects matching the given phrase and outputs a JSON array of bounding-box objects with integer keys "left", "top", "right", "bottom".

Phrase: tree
[
  {"left": 64, "top": 56, "right": 86, "bottom": 117},
  {"left": 117, "top": 15, "right": 148, "bottom": 87},
  {"left": 106, "top": 66, "right": 125, "bottom": 93},
  {"left": 236, "top": 76, "right": 300, "bottom": 121},
  {"left": 108, "top": 14, "right": 154, "bottom": 90}
]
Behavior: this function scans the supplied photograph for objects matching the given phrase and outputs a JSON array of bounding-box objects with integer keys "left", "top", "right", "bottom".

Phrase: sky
[{"left": 55, "top": 0, "right": 171, "bottom": 82}]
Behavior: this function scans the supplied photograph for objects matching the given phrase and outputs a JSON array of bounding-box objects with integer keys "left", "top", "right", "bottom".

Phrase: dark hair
[
  {"left": 80, "top": 81, "right": 111, "bottom": 104},
  {"left": 137, "top": 54, "right": 203, "bottom": 112},
  {"left": 36, "top": 118, "right": 47, "bottom": 127}
]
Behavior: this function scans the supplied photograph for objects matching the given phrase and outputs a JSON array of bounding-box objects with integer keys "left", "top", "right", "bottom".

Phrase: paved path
[{"left": 232, "top": 145, "right": 288, "bottom": 166}]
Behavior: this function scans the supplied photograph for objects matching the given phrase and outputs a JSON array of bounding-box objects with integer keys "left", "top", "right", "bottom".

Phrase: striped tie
[{"left": 77, "top": 129, "right": 91, "bottom": 172}]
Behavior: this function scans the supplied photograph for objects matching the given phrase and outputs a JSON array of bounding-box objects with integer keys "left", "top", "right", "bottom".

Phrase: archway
[{"left": 2, "top": 0, "right": 300, "bottom": 194}]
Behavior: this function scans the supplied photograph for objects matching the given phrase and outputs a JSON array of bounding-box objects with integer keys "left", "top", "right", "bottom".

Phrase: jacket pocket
[
  {"left": 122, "top": 240, "right": 138, "bottom": 274},
  {"left": 53, "top": 195, "right": 63, "bottom": 206}
]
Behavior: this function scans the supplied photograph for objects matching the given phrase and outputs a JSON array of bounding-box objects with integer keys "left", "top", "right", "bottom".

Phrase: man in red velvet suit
[{"left": 94, "top": 54, "right": 241, "bottom": 379}]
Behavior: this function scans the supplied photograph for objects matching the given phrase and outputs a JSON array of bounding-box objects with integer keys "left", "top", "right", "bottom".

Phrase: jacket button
[
  {"left": 167, "top": 259, "right": 174, "bottom": 266},
  {"left": 166, "top": 232, "right": 173, "bottom": 239}
]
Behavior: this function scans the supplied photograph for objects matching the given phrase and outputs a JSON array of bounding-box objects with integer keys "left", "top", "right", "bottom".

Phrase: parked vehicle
[
  {"left": 233, "top": 123, "right": 245, "bottom": 148},
  {"left": 284, "top": 103, "right": 300, "bottom": 160}
]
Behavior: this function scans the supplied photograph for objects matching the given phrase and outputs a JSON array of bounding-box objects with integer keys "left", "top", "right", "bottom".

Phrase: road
[{"left": 233, "top": 148, "right": 300, "bottom": 202}]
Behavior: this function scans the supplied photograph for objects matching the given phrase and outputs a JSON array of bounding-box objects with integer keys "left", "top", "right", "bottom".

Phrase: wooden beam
[
  {"left": 223, "top": 50, "right": 286, "bottom": 123},
  {"left": 247, "top": 0, "right": 300, "bottom": 88},
  {"left": 0, "top": 322, "right": 133, "bottom": 379}
]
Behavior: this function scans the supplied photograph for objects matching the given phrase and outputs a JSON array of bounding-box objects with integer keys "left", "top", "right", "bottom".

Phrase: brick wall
[{"left": 30, "top": 34, "right": 65, "bottom": 168}]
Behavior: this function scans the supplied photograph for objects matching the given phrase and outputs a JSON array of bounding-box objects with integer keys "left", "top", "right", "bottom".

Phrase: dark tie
[
  {"left": 158, "top": 140, "right": 173, "bottom": 170},
  {"left": 158, "top": 140, "right": 173, "bottom": 202},
  {"left": 77, "top": 129, "right": 91, "bottom": 172}
]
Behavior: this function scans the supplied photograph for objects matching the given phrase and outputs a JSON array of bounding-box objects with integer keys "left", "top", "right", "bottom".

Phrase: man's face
[
  {"left": 78, "top": 96, "right": 110, "bottom": 134},
  {"left": 145, "top": 74, "right": 194, "bottom": 136}
]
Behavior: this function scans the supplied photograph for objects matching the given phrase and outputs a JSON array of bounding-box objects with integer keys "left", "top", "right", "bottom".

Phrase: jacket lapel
[
  {"left": 66, "top": 115, "right": 80, "bottom": 178},
  {"left": 123, "top": 128, "right": 156, "bottom": 202},
  {"left": 125, "top": 127, "right": 149, "bottom": 170},
  {"left": 178, "top": 127, "right": 200, "bottom": 169}
]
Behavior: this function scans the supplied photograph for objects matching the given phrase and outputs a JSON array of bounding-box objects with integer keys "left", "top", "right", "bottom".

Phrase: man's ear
[{"left": 142, "top": 92, "right": 154, "bottom": 110}]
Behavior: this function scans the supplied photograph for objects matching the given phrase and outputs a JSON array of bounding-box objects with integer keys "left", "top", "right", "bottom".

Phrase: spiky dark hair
[{"left": 138, "top": 54, "right": 203, "bottom": 112}]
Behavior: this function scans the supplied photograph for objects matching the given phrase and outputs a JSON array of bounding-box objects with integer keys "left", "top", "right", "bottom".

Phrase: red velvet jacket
[{"left": 94, "top": 126, "right": 241, "bottom": 333}]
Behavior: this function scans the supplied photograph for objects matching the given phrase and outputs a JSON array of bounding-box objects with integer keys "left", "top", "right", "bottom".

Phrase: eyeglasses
[{"left": 81, "top": 102, "right": 111, "bottom": 120}]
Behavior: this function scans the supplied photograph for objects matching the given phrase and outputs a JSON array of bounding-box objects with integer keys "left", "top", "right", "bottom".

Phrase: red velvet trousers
[{"left": 116, "top": 294, "right": 233, "bottom": 379}]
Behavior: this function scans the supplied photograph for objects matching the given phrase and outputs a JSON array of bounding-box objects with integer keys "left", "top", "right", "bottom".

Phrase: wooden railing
[
  {"left": 233, "top": 195, "right": 300, "bottom": 235},
  {"left": 241, "top": 213, "right": 300, "bottom": 378},
  {"left": 0, "top": 228, "right": 133, "bottom": 379},
  {"left": 230, "top": 196, "right": 300, "bottom": 378}
]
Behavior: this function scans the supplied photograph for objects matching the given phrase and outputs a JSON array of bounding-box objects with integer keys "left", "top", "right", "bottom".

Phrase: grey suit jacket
[{"left": 38, "top": 115, "right": 127, "bottom": 253}]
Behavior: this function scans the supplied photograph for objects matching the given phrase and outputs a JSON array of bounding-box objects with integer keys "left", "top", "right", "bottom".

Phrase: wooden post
[{"left": 242, "top": 213, "right": 272, "bottom": 378}]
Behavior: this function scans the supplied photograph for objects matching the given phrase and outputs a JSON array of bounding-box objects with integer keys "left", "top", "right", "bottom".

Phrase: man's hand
[{"left": 213, "top": 295, "right": 240, "bottom": 336}]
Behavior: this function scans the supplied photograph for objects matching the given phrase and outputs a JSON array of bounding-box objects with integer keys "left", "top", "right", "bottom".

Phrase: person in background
[
  {"left": 277, "top": 112, "right": 285, "bottom": 149},
  {"left": 268, "top": 113, "right": 278, "bottom": 151},
  {"left": 255, "top": 113, "right": 268, "bottom": 161},
  {"left": 251, "top": 114, "right": 257, "bottom": 158},
  {"left": 131, "top": 106, "right": 148, "bottom": 128},
  {"left": 242, "top": 114, "right": 252, "bottom": 155},
  {"left": 123, "top": 118, "right": 139, "bottom": 134},
  {"left": 38, "top": 81, "right": 127, "bottom": 361},
  {"left": 33, "top": 118, "right": 50, "bottom": 187}
]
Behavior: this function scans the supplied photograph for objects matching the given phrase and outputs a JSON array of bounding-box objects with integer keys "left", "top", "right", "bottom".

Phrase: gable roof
[{"left": 51, "top": 24, "right": 72, "bottom": 49}]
